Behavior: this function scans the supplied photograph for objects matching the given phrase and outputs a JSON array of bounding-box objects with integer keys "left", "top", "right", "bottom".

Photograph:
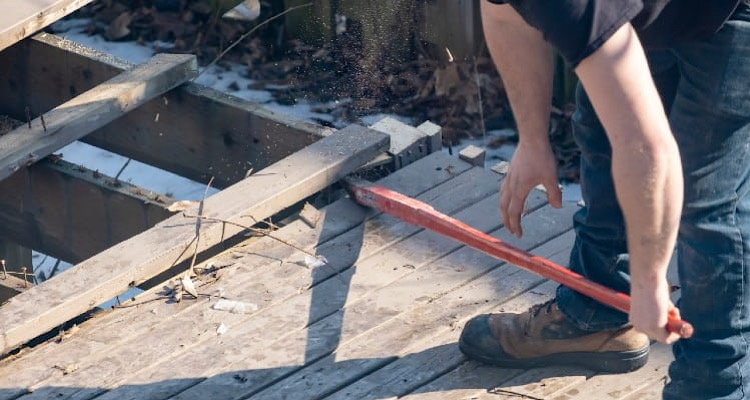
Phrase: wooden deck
[{"left": 0, "top": 152, "right": 672, "bottom": 399}]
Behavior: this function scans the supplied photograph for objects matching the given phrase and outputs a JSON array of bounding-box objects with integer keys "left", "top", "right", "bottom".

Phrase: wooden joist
[
  {"left": 0, "top": 158, "right": 176, "bottom": 264},
  {"left": 0, "top": 0, "right": 95, "bottom": 52},
  {"left": 0, "top": 33, "right": 332, "bottom": 188},
  {"left": 0, "top": 125, "right": 389, "bottom": 355},
  {"left": 0, "top": 53, "right": 197, "bottom": 181}
]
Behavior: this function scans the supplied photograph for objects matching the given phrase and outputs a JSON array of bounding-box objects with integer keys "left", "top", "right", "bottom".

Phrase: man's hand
[
  {"left": 501, "top": 140, "right": 562, "bottom": 237},
  {"left": 630, "top": 278, "right": 682, "bottom": 344}
]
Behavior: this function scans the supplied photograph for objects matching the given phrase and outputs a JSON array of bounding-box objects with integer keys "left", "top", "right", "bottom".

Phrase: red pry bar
[{"left": 346, "top": 178, "right": 693, "bottom": 339}]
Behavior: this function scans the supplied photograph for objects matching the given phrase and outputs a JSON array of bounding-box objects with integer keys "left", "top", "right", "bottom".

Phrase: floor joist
[
  {"left": 0, "top": 125, "right": 388, "bottom": 356},
  {"left": 0, "top": 52, "right": 197, "bottom": 181},
  {"left": 0, "top": 33, "right": 332, "bottom": 188},
  {"left": 0, "top": 158, "right": 176, "bottom": 264}
]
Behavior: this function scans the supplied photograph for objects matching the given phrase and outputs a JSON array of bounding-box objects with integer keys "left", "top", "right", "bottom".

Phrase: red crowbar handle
[{"left": 346, "top": 178, "right": 693, "bottom": 339}]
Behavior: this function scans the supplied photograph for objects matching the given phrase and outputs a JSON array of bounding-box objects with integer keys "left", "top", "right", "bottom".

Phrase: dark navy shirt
[{"left": 486, "top": 0, "right": 742, "bottom": 66}]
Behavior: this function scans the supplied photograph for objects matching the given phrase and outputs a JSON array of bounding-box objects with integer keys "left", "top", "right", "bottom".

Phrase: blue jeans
[{"left": 556, "top": 5, "right": 750, "bottom": 399}]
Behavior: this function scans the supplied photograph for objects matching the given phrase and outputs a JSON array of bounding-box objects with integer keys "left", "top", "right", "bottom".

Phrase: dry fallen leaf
[
  {"left": 106, "top": 12, "right": 133, "bottom": 40},
  {"left": 223, "top": 0, "right": 260, "bottom": 21},
  {"left": 181, "top": 275, "right": 199, "bottom": 298}
]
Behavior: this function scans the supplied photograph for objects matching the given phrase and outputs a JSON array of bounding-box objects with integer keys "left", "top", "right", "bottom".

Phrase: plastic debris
[
  {"left": 211, "top": 299, "right": 259, "bottom": 314},
  {"left": 304, "top": 255, "right": 328, "bottom": 269}
]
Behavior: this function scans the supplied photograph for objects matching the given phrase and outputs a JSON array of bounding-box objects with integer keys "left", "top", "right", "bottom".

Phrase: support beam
[
  {"left": 0, "top": 125, "right": 389, "bottom": 355},
  {"left": 0, "top": 33, "right": 331, "bottom": 188},
  {"left": 0, "top": 158, "right": 176, "bottom": 264},
  {"left": 0, "top": 0, "right": 94, "bottom": 52},
  {"left": 0, "top": 53, "right": 197, "bottom": 181}
]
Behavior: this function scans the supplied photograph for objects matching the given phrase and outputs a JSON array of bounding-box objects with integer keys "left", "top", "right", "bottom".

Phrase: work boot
[{"left": 458, "top": 299, "right": 650, "bottom": 373}]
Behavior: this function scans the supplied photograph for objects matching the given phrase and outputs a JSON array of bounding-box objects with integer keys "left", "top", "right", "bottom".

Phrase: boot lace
[{"left": 528, "top": 298, "right": 557, "bottom": 318}]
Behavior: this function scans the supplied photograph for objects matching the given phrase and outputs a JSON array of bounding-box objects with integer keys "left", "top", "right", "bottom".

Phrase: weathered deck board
[
  {"left": 319, "top": 233, "right": 574, "bottom": 400},
  {"left": 247, "top": 230, "right": 577, "bottom": 400},
  {"left": 0, "top": 152, "right": 472, "bottom": 399},
  {"left": 171, "top": 205, "right": 572, "bottom": 400},
  {"left": 0, "top": 125, "right": 388, "bottom": 356},
  {"left": 0, "top": 0, "right": 94, "bottom": 52},
  {"left": 0, "top": 53, "right": 197, "bottom": 181},
  {"left": 0, "top": 152, "right": 667, "bottom": 400},
  {"left": 18, "top": 165, "right": 503, "bottom": 400},
  {"left": 545, "top": 345, "right": 672, "bottom": 400}
]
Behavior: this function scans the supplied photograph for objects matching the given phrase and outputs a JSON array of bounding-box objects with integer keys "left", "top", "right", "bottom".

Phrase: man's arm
[
  {"left": 483, "top": 3, "right": 684, "bottom": 343},
  {"left": 481, "top": 3, "right": 562, "bottom": 238},
  {"left": 575, "top": 23, "right": 683, "bottom": 344}
]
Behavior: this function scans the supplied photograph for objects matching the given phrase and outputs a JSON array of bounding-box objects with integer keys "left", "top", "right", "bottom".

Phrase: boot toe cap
[{"left": 459, "top": 314, "right": 512, "bottom": 362}]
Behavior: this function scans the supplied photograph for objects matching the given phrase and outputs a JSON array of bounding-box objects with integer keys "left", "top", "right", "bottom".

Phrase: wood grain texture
[
  {"left": 0, "top": 158, "right": 175, "bottom": 264},
  {"left": 0, "top": 152, "right": 471, "bottom": 400},
  {"left": 0, "top": 0, "right": 94, "bottom": 52},
  {"left": 0, "top": 125, "right": 388, "bottom": 356},
  {"left": 18, "top": 164, "right": 495, "bottom": 400},
  {"left": 0, "top": 53, "right": 197, "bottom": 180},
  {"left": 0, "top": 33, "right": 331, "bottom": 188}
]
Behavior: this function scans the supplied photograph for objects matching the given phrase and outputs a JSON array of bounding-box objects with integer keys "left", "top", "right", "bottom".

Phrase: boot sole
[{"left": 458, "top": 340, "right": 650, "bottom": 374}]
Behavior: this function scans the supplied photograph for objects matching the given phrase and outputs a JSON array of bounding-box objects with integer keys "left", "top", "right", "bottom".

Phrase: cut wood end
[{"left": 299, "top": 202, "right": 321, "bottom": 228}]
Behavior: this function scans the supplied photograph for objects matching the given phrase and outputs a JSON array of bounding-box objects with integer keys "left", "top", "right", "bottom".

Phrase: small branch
[
  {"left": 188, "top": 177, "right": 214, "bottom": 276},
  {"left": 473, "top": 57, "right": 487, "bottom": 148},
  {"left": 487, "top": 388, "right": 544, "bottom": 400},
  {"left": 182, "top": 213, "right": 320, "bottom": 260}
]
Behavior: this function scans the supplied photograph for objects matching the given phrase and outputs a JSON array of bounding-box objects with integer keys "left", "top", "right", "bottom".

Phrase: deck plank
[
  {"left": 0, "top": 125, "right": 387, "bottom": 357},
  {"left": 176, "top": 205, "right": 575, "bottom": 400},
  {"left": 252, "top": 230, "right": 577, "bottom": 400},
  {"left": 2, "top": 155, "right": 484, "bottom": 399},
  {"left": 0, "top": 0, "right": 94, "bottom": 52},
  {"left": 0, "top": 152, "right": 472, "bottom": 399},
  {"left": 32, "top": 167, "right": 502, "bottom": 400},
  {"left": 546, "top": 345, "right": 671, "bottom": 400},
  {"left": 0, "top": 152, "right": 637, "bottom": 400}
]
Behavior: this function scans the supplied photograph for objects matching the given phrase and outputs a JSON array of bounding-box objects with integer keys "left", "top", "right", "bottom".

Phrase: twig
[
  {"left": 473, "top": 57, "right": 487, "bottom": 150},
  {"left": 114, "top": 158, "right": 132, "bottom": 181},
  {"left": 487, "top": 388, "right": 544, "bottom": 400},
  {"left": 188, "top": 177, "right": 214, "bottom": 276},
  {"left": 196, "top": 3, "right": 313, "bottom": 80},
  {"left": 182, "top": 213, "right": 323, "bottom": 262}
]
